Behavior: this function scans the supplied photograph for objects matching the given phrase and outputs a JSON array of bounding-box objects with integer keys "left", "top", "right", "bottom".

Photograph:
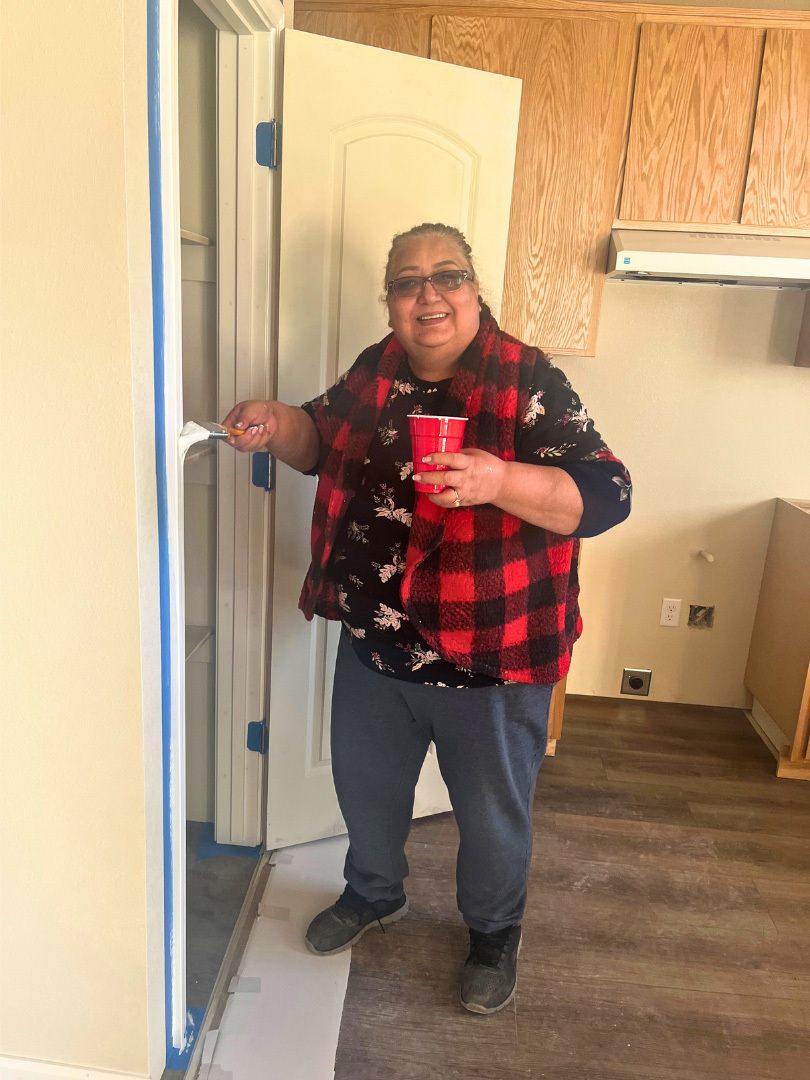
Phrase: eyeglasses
[{"left": 387, "top": 270, "right": 471, "bottom": 299}]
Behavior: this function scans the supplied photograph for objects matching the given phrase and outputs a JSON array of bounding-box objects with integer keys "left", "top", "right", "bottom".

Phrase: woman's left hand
[{"left": 414, "top": 449, "right": 507, "bottom": 508}]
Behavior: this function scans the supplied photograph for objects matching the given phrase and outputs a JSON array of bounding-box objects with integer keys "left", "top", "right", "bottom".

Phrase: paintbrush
[{"left": 179, "top": 420, "right": 246, "bottom": 458}]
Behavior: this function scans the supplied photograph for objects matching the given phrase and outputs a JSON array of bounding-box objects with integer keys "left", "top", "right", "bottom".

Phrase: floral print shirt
[
  {"left": 305, "top": 344, "right": 631, "bottom": 686},
  {"left": 330, "top": 359, "right": 505, "bottom": 687}
]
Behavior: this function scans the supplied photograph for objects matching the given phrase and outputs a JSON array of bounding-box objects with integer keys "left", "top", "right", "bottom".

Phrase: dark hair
[{"left": 384, "top": 222, "right": 477, "bottom": 288}]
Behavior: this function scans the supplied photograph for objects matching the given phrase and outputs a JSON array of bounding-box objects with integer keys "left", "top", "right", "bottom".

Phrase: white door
[{"left": 266, "top": 29, "right": 521, "bottom": 849}]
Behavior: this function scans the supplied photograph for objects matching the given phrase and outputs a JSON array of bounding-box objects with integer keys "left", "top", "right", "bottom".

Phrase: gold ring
[{"left": 451, "top": 487, "right": 461, "bottom": 509}]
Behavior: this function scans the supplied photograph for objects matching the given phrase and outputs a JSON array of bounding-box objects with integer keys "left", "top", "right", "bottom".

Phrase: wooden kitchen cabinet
[
  {"left": 293, "top": 9, "right": 430, "bottom": 57},
  {"left": 431, "top": 13, "right": 637, "bottom": 356},
  {"left": 742, "top": 29, "right": 810, "bottom": 230},
  {"left": 745, "top": 499, "right": 810, "bottom": 780},
  {"left": 295, "top": 0, "right": 810, "bottom": 354},
  {"left": 620, "top": 22, "right": 764, "bottom": 224}
]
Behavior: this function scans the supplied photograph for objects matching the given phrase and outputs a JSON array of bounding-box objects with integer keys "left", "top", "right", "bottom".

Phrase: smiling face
[{"left": 385, "top": 236, "right": 482, "bottom": 379}]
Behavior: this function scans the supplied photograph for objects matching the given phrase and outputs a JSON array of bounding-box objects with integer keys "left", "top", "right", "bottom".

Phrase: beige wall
[
  {"left": 0, "top": 0, "right": 160, "bottom": 1075},
  {"left": 563, "top": 284, "right": 810, "bottom": 706}
]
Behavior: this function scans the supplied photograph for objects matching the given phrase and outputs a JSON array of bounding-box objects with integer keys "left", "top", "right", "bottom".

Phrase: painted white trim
[
  {"left": 193, "top": 0, "right": 281, "bottom": 34},
  {"left": 0, "top": 1057, "right": 150, "bottom": 1080},
  {"left": 157, "top": 0, "right": 188, "bottom": 1053},
  {"left": 747, "top": 698, "right": 785, "bottom": 761},
  {"left": 157, "top": 0, "right": 285, "bottom": 1056},
  {"left": 122, "top": 0, "right": 166, "bottom": 1071},
  {"left": 214, "top": 14, "right": 280, "bottom": 848}
]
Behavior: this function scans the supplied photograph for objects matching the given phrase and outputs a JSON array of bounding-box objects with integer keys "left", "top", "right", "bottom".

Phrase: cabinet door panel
[
  {"left": 742, "top": 29, "right": 810, "bottom": 229},
  {"left": 432, "top": 14, "right": 636, "bottom": 356},
  {"left": 621, "top": 23, "right": 763, "bottom": 224},
  {"left": 294, "top": 10, "right": 430, "bottom": 57}
]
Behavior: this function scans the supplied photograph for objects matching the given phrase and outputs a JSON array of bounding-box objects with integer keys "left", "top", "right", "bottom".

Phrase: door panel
[
  {"left": 621, "top": 22, "right": 763, "bottom": 225},
  {"left": 742, "top": 29, "right": 810, "bottom": 229},
  {"left": 266, "top": 28, "right": 521, "bottom": 848}
]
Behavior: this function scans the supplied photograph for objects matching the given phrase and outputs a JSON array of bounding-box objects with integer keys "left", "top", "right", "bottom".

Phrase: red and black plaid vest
[{"left": 299, "top": 311, "right": 586, "bottom": 684}]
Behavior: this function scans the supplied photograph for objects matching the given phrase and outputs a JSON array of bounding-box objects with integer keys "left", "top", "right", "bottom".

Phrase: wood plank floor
[{"left": 333, "top": 696, "right": 810, "bottom": 1080}]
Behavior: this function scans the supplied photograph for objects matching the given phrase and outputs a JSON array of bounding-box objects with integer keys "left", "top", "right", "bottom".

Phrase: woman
[{"left": 224, "top": 223, "right": 631, "bottom": 1015}]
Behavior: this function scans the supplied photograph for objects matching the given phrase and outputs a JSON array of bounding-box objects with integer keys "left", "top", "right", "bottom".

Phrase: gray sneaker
[
  {"left": 305, "top": 884, "right": 409, "bottom": 956},
  {"left": 460, "top": 924, "right": 522, "bottom": 1014}
]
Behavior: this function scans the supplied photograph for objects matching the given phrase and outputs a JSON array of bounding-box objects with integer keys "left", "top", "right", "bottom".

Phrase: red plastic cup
[{"left": 408, "top": 414, "right": 468, "bottom": 493}]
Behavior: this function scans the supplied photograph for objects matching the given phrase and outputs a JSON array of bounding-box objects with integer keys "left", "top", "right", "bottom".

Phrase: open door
[{"left": 265, "top": 30, "right": 522, "bottom": 849}]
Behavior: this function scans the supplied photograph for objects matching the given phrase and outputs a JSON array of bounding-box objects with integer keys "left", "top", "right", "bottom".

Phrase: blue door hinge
[
  {"left": 256, "top": 121, "right": 279, "bottom": 169},
  {"left": 247, "top": 719, "right": 268, "bottom": 754},
  {"left": 251, "top": 451, "right": 276, "bottom": 492}
]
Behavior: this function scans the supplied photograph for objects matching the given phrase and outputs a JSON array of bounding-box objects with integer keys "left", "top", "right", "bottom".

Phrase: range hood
[{"left": 607, "top": 229, "right": 810, "bottom": 288}]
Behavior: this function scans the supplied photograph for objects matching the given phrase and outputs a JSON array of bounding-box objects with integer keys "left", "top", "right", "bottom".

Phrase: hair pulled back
[{"left": 384, "top": 222, "right": 477, "bottom": 287}]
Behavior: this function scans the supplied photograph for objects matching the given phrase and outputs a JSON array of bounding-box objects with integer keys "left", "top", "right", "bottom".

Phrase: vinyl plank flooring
[
  {"left": 334, "top": 698, "right": 810, "bottom": 1080},
  {"left": 559, "top": 718, "right": 766, "bottom": 763},
  {"left": 536, "top": 775, "right": 697, "bottom": 826},
  {"left": 551, "top": 812, "right": 810, "bottom": 883},
  {"left": 601, "top": 753, "right": 810, "bottom": 804},
  {"left": 687, "top": 799, "right": 810, "bottom": 839}
]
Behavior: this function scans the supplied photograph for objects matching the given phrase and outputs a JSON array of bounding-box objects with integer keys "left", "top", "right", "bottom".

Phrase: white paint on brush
[{"left": 179, "top": 420, "right": 214, "bottom": 459}]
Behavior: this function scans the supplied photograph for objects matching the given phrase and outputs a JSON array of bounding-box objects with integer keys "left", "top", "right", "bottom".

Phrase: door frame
[{"left": 148, "top": 0, "right": 284, "bottom": 1062}]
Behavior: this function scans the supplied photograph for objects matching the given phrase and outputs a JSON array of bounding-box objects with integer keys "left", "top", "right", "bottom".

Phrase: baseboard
[
  {"left": 744, "top": 706, "right": 782, "bottom": 762},
  {"left": 746, "top": 698, "right": 810, "bottom": 780},
  {"left": 0, "top": 1056, "right": 149, "bottom": 1080}
]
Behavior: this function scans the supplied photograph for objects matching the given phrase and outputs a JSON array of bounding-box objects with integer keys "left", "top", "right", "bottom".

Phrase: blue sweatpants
[{"left": 330, "top": 632, "right": 553, "bottom": 934}]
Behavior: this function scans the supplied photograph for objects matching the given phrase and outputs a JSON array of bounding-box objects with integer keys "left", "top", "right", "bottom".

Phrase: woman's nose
[{"left": 420, "top": 280, "right": 442, "bottom": 301}]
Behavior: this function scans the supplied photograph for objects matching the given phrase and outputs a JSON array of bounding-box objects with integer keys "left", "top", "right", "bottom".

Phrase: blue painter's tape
[
  {"left": 195, "top": 821, "right": 263, "bottom": 863},
  {"left": 165, "top": 1007, "right": 206, "bottom": 1070},
  {"left": 147, "top": 0, "right": 195, "bottom": 1062},
  {"left": 147, "top": 0, "right": 184, "bottom": 1064}
]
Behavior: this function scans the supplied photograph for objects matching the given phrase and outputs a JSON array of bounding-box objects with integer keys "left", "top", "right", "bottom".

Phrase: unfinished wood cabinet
[
  {"left": 293, "top": 9, "right": 431, "bottom": 56},
  {"left": 742, "top": 29, "right": 810, "bottom": 230},
  {"left": 745, "top": 499, "right": 810, "bottom": 780},
  {"left": 545, "top": 676, "right": 566, "bottom": 757},
  {"left": 432, "top": 13, "right": 636, "bottom": 356},
  {"left": 620, "top": 22, "right": 764, "bottom": 224}
]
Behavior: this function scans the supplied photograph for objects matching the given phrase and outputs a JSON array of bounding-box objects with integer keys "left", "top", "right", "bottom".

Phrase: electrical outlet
[
  {"left": 688, "top": 605, "right": 715, "bottom": 629},
  {"left": 660, "top": 598, "right": 682, "bottom": 627},
  {"left": 621, "top": 668, "right": 652, "bottom": 696}
]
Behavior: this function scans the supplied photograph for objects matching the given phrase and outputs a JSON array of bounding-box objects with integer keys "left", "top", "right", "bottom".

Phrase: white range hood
[{"left": 607, "top": 229, "right": 810, "bottom": 288}]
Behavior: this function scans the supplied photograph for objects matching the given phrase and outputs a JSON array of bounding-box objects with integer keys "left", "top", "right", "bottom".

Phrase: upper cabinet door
[
  {"left": 620, "top": 23, "right": 763, "bottom": 224},
  {"left": 293, "top": 9, "right": 430, "bottom": 56},
  {"left": 742, "top": 30, "right": 810, "bottom": 230},
  {"left": 433, "top": 13, "right": 636, "bottom": 356}
]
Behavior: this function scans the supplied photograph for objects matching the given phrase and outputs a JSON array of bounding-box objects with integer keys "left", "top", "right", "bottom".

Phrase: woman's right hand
[{"left": 222, "top": 399, "right": 279, "bottom": 452}]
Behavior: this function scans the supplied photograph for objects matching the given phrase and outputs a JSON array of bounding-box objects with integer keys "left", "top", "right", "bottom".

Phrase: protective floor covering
[{"left": 201, "top": 835, "right": 350, "bottom": 1080}]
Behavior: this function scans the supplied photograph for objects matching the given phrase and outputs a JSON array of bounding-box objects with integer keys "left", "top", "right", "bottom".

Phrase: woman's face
[{"left": 385, "top": 237, "right": 481, "bottom": 371}]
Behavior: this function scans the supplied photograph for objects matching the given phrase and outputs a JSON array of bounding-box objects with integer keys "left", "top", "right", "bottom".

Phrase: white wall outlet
[{"left": 660, "top": 598, "right": 682, "bottom": 627}]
